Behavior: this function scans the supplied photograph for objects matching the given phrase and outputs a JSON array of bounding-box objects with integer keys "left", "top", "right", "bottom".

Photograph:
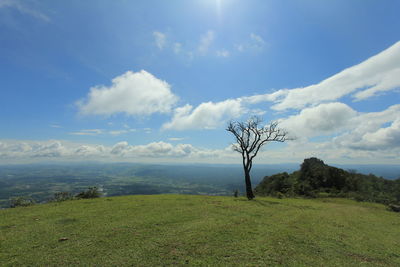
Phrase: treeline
[
  {"left": 8, "top": 187, "right": 102, "bottom": 208},
  {"left": 255, "top": 158, "right": 400, "bottom": 206}
]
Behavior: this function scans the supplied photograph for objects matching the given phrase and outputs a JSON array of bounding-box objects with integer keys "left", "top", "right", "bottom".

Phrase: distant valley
[{"left": 0, "top": 162, "right": 399, "bottom": 208}]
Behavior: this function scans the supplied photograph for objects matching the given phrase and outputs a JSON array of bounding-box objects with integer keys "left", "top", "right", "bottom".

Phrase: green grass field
[{"left": 1, "top": 194, "right": 399, "bottom": 266}]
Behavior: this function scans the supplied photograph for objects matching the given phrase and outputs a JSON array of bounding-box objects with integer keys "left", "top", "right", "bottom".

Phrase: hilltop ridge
[{"left": 255, "top": 157, "right": 400, "bottom": 205}]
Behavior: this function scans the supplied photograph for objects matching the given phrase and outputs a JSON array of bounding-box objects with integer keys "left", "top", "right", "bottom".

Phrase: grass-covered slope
[{"left": 1, "top": 194, "right": 399, "bottom": 266}]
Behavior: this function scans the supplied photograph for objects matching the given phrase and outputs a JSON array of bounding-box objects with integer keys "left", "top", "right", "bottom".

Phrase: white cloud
[
  {"left": 0, "top": 140, "right": 203, "bottom": 161},
  {"left": 236, "top": 33, "right": 266, "bottom": 52},
  {"left": 0, "top": 0, "right": 50, "bottom": 22},
  {"left": 162, "top": 99, "right": 245, "bottom": 130},
  {"left": 333, "top": 104, "right": 400, "bottom": 151},
  {"left": 110, "top": 141, "right": 129, "bottom": 155},
  {"left": 75, "top": 145, "right": 105, "bottom": 156},
  {"left": 0, "top": 140, "right": 68, "bottom": 159},
  {"left": 77, "top": 70, "right": 178, "bottom": 117},
  {"left": 69, "top": 129, "right": 103, "bottom": 136},
  {"left": 250, "top": 33, "right": 266, "bottom": 49},
  {"left": 109, "top": 141, "right": 198, "bottom": 158},
  {"left": 106, "top": 141, "right": 226, "bottom": 160},
  {"left": 108, "top": 130, "right": 128, "bottom": 136},
  {"left": 262, "top": 41, "right": 400, "bottom": 110},
  {"left": 173, "top": 42, "right": 182, "bottom": 54},
  {"left": 198, "top": 30, "right": 215, "bottom": 54},
  {"left": 31, "top": 141, "right": 67, "bottom": 157},
  {"left": 236, "top": 44, "right": 244, "bottom": 52},
  {"left": 261, "top": 138, "right": 400, "bottom": 165},
  {"left": 277, "top": 103, "right": 400, "bottom": 153},
  {"left": 153, "top": 31, "right": 166, "bottom": 50},
  {"left": 1, "top": 137, "right": 398, "bottom": 164},
  {"left": 351, "top": 119, "right": 400, "bottom": 150},
  {"left": 280, "top": 102, "right": 357, "bottom": 139},
  {"left": 143, "top": 128, "right": 152, "bottom": 134},
  {"left": 70, "top": 128, "right": 137, "bottom": 136},
  {"left": 216, "top": 49, "right": 230, "bottom": 58},
  {"left": 168, "top": 137, "right": 185, "bottom": 141},
  {"left": 353, "top": 68, "right": 400, "bottom": 100},
  {"left": 240, "top": 90, "right": 288, "bottom": 104}
]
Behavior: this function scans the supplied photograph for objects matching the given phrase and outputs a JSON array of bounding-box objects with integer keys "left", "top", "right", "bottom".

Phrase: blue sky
[{"left": 0, "top": 0, "right": 399, "bottom": 164}]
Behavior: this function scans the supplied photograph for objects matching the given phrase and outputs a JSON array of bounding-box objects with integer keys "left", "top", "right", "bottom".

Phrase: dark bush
[
  {"left": 9, "top": 196, "right": 35, "bottom": 208},
  {"left": 52, "top": 192, "right": 74, "bottom": 202},
  {"left": 388, "top": 203, "right": 400, "bottom": 212},
  {"left": 76, "top": 187, "right": 102, "bottom": 199}
]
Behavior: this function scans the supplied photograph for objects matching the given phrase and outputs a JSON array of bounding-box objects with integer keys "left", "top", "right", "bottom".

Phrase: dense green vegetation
[
  {"left": 255, "top": 158, "right": 400, "bottom": 205},
  {"left": 1, "top": 194, "right": 399, "bottom": 266}
]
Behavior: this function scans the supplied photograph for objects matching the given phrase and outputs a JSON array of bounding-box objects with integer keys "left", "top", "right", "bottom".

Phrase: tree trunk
[{"left": 244, "top": 168, "right": 255, "bottom": 200}]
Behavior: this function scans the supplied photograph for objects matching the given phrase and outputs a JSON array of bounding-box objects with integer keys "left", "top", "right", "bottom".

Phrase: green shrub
[
  {"left": 233, "top": 189, "right": 239, "bottom": 198},
  {"left": 388, "top": 203, "right": 400, "bottom": 212},
  {"left": 52, "top": 192, "right": 74, "bottom": 202},
  {"left": 9, "top": 196, "right": 35, "bottom": 208},
  {"left": 76, "top": 187, "right": 102, "bottom": 199}
]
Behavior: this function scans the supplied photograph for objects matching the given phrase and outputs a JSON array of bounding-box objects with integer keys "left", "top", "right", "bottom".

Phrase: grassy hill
[{"left": 1, "top": 194, "right": 399, "bottom": 266}]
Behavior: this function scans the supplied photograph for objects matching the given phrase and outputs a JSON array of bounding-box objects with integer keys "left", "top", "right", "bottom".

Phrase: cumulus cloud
[
  {"left": 277, "top": 102, "right": 400, "bottom": 153},
  {"left": 110, "top": 141, "right": 203, "bottom": 158},
  {"left": 1, "top": 136, "right": 398, "bottom": 164},
  {"left": 0, "top": 140, "right": 224, "bottom": 162},
  {"left": 0, "top": 140, "right": 68, "bottom": 159},
  {"left": 261, "top": 41, "right": 400, "bottom": 110},
  {"left": 262, "top": 137, "right": 399, "bottom": 165},
  {"left": 350, "top": 119, "right": 400, "bottom": 150},
  {"left": 162, "top": 99, "right": 245, "bottom": 130},
  {"left": 77, "top": 70, "right": 178, "bottom": 117},
  {"left": 333, "top": 104, "right": 400, "bottom": 150},
  {"left": 153, "top": 31, "right": 166, "bottom": 50},
  {"left": 110, "top": 141, "right": 129, "bottom": 155},
  {"left": 74, "top": 145, "right": 105, "bottom": 156},
  {"left": 280, "top": 102, "right": 357, "bottom": 139}
]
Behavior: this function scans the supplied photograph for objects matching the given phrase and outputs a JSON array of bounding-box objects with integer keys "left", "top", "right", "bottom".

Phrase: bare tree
[{"left": 226, "top": 117, "right": 288, "bottom": 200}]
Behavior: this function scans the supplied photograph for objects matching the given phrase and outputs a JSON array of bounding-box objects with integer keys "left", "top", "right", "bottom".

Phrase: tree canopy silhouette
[{"left": 227, "top": 117, "right": 289, "bottom": 200}]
